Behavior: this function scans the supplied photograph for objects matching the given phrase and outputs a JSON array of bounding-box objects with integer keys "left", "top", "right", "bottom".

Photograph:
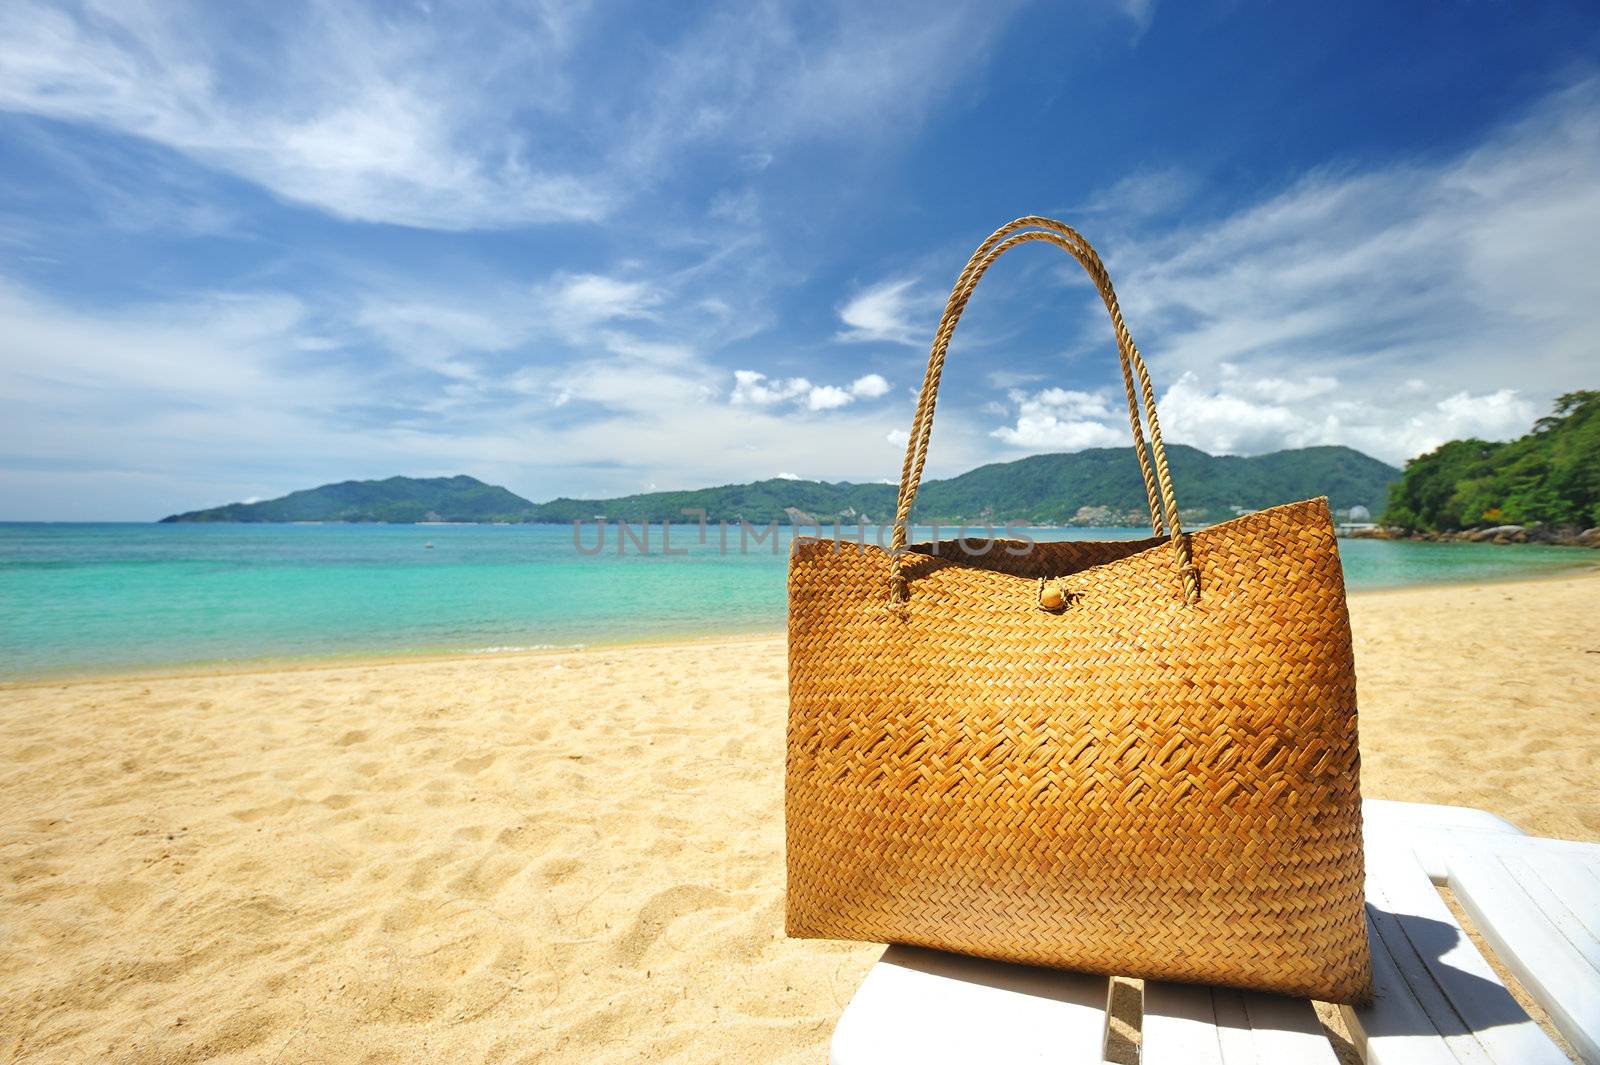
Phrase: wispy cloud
[
  {"left": 0, "top": 0, "right": 1028, "bottom": 232},
  {"left": 1078, "top": 166, "right": 1194, "bottom": 221},
  {"left": 0, "top": 267, "right": 967, "bottom": 518},
  {"left": 1115, "top": 0, "right": 1158, "bottom": 35},
  {"left": 613, "top": 2, "right": 1026, "bottom": 176},
  {"left": 836, "top": 279, "right": 928, "bottom": 345},
  {"left": 0, "top": 2, "right": 609, "bottom": 229},
  {"left": 1129, "top": 81, "right": 1600, "bottom": 397},
  {"left": 0, "top": 123, "right": 243, "bottom": 238},
  {"left": 542, "top": 274, "right": 662, "bottom": 336},
  {"left": 994, "top": 80, "right": 1600, "bottom": 464}
]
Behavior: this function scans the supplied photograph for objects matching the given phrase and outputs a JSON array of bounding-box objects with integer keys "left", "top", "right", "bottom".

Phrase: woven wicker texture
[{"left": 784, "top": 218, "right": 1372, "bottom": 1004}]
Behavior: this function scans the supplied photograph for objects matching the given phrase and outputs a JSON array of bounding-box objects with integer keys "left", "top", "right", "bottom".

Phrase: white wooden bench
[{"left": 828, "top": 800, "right": 1599, "bottom": 1064}]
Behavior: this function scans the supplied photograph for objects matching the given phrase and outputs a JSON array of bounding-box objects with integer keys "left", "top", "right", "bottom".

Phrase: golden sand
[{"left": 1, "top": 569, "right": 1596, "bottom": 1063}]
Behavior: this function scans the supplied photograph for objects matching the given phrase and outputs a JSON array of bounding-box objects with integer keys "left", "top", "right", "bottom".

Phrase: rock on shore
[{"left": 1342, "top": 524, "right": 1600, "bottom": 547}]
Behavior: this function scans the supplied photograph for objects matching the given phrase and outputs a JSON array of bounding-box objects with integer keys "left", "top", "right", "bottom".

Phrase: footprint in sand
[
  {"left": 228, "top": 797, "right": 304, "bottom": 822},
  {"left": 348, "top": 898, "right": 552, "bottom": 1024},
  {"left": 536, "top": 856, "right": 583, "bottom": 882},
  {"left": 612, "top": 884, "right": 731, "bottom": 966},
  {"left": 93, "top": 878, "right": 155, "bottom": 914},
  {"left": 444, "top": 853, "right": 526, "bottom": 899},
  {"left": 452, "top": 752, "right": 497, "bottom": 775}
]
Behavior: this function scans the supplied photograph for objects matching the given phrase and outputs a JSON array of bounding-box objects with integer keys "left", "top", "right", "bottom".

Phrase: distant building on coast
[{"left": 1336, "top": 504, "right": 1378, "bottom": 536}]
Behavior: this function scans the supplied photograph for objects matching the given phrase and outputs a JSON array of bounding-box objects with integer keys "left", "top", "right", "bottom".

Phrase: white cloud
[
  {"left": 987, "top": 369, "right": 1542, "bottom": 462},
  {"left": 1237, "top": 374, "right": 1339, "bottom": 404},
  {"left": 806, "top": 385, "right": 853, "bottom": 411},
  {"left": 1374, "top": 389, "right": 1538, "bottom": 458},
  {"left": 991, "top": 388, "right": 1127, "bottom": 450},
  {"left": 1086, "top": 80, "right": 1600, "bottom": 463},
  {"left": 730, "top": 369, "right": 895, "bottom": 412},
  {"left": 552, "top": 360, "right": 718, "bottom": 412},
  {"left": 836, "top": 279, "right": 926, "bottom": 345},
  {"left": 731, "top": 370, "right": 813, "bottom": 406},
  {"left": 1154, "top": 373, "right": 1538, "bottom": 460},
  {"left": 1156, "top": 372, "right": 1314, "bottom": 455},
  {"left": 849, "top": 373, "right": 891, "bottom": 398}
]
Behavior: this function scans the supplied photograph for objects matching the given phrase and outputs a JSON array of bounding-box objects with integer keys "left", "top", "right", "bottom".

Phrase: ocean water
[{"left": 0, "top": 521, "right": 1592, "bottom": 681}]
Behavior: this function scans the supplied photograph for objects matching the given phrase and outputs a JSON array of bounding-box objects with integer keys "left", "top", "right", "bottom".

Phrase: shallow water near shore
[{"left": 1, "top": 521, "right": 1592, "bottom": 680}]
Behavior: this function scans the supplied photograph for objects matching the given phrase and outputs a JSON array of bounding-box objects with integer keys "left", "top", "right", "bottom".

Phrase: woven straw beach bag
[{"left": 785, "top": 216, "right": 1372, "bottom": 1004}]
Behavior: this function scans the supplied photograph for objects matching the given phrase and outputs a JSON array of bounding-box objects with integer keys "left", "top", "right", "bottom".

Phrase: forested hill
[
  {"left": 161, "top": 445, "right": 1400, "bottom": 526},
  {"left": 1383, "top": 391, "right": 1599, "bottom": 532},
  {"left": 160, "top": 475, "right": 532, "bottom": 524},
  {"left": 527, "top": 444, "right": 1396, "bottom": 526}
]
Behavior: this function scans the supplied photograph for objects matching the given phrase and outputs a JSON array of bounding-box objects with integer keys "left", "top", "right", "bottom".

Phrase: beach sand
[{"left": 2, "top": 568, "right": 1596, "bottom": 1063}]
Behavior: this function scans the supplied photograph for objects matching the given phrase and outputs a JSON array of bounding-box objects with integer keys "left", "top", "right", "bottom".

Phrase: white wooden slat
[
  {"left": 1343, "top": 906, "right": 1463, "bottom": 1065},
  {"left": 1211, "top": 987, "right": 1256, "bottom": 1063},
  {"left": 1504, "top": 849, "right": 1600, "bottom": 970},
  {"left": 1377, "top": 839, "right": 1568, "bottom": 1064},
  {"left": 1144, "top": 981, "right": 1337, "bottom": 1065},
  {"left": 1364, "top": 799, "right": 1525, "bottom": 835},
  {"left": 1361, "top": 895, "right": 1495, "bottom": 1065},
  {"left": 1142, "top": 982, "right": 1226, "bottom": 1065},
  {"left": 1363, "top": 803, "right": 1524, "bottom": 883},
  {"left": 1444, "top": 842, "right": 1600, "bottom": 1064},
  {"left": 1347, "top": 840, "right": 1567, "bottom": 1065},
  {"left": 1236, "top": 990, "right": 1342, "bottom": 1064},
  {"left": 828, "top": 945, "right": 1111, "bottom": 1065},
  {"left": 1436, "top": 827, "right": 1598, "bottom": 860}
]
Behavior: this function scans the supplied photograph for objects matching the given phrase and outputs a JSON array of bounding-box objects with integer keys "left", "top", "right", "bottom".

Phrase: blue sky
[{"left": 2, "top": 1, "right": 1597, "bottom": 520}]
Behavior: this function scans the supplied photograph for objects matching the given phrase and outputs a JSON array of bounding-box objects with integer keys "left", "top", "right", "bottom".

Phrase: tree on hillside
[{"left": 1383, "top": 391, "right": 1600, "bottom": 531}]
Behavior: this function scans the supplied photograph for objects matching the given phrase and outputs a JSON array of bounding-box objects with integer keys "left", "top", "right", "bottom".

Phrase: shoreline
[
  {"left": 0, "top": 628, "right": 791, "bottom": 691},
  {"left": 4, "top": 562, "right": 1595, "bottom": 690}
]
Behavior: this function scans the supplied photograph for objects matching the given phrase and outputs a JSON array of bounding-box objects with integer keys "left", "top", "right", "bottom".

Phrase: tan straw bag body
[{"left": 784, "top": 216, "right": 1372, "bottom": 1004}]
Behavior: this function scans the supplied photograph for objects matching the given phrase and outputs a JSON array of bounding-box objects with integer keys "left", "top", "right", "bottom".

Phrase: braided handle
[{"left": 888, "top": 216, "right": 1199, "bottom": 606}]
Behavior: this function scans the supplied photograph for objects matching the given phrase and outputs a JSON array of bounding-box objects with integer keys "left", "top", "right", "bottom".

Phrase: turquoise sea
[{"left": 0, "top": 521, "right": 1593, "bottom": 681}]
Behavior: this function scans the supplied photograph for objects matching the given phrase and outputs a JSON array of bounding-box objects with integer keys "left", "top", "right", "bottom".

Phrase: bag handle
[{"left": 888, "top": 216, "right": 1200, "bottom": 606}]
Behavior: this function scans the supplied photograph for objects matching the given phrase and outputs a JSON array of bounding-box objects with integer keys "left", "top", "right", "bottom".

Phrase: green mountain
[
  {"left": 1383, "top": 391, "right": 1600, "bottom": 531},
  {"left": 164, "top": 445, "right": 1398, "bottom": 526},
  {"left": 160, "top": 475, "right": 533, "bottom": 524},
  {"left": 527, "top": 444, "right": 1397, "bottom": 526}
]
